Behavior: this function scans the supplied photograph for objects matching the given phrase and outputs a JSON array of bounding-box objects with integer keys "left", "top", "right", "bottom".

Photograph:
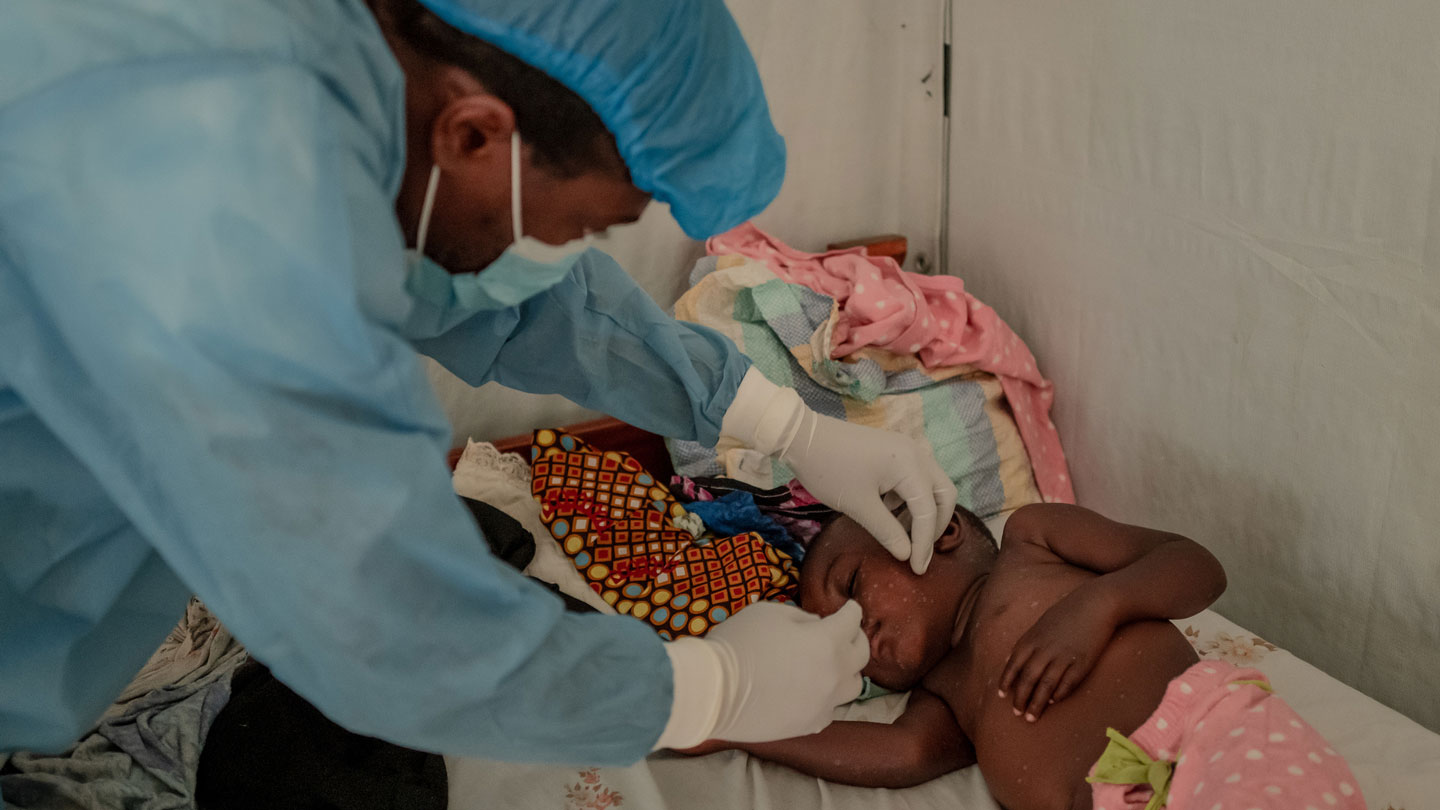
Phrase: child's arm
[
  {"left": 997, "top": 503, "right": 1226, "bottom": 721},
  {"left": 677, "top": 688, "right": 974, "bottom": 789}
]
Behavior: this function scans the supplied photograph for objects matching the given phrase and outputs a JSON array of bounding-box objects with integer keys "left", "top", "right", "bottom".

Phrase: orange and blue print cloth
[{"left": 530, "top": 429, "right": 799, "bottom": 640}]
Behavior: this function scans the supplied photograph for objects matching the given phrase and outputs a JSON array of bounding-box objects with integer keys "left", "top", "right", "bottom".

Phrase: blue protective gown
[{"left": 0, "top": 0, "right": 752, "bottom": 763}]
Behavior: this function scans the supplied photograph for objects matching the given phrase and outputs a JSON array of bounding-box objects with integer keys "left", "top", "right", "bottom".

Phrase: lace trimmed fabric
[{"left": 452, "top": 439, "right": 615, "bottom": 614}]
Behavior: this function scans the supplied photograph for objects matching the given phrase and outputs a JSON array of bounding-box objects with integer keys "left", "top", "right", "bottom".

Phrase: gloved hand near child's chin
[
  {"left": 720, "top": 368, "right": 958, "bottom": 575},
  {"left": 653, "top": 601, "right": 869, "bottom": 749}
]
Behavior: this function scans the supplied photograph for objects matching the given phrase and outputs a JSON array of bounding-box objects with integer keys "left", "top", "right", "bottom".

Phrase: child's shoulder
[
  {"left": 997, "top": 502, "right": 1069, "bottom": 545},
  {"left": 996, "top": 503, "right": 1093, "bottom": 565}
]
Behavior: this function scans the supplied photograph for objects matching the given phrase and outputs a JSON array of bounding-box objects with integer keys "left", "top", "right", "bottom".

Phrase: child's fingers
[
  {"left": 1024, "top": 660, "right": 1070, "bottom": 721},
  {"left": 997, "top": 645, "right": 1033, "bottom": 701},
  {"left": 1009, "top": 652, "right": 1052, "bottom": 715},
  {"left": 1050, "top": 664, "right": 1088, "bottom": 704}
]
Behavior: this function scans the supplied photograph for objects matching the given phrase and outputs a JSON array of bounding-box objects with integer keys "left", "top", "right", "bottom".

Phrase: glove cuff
[
  {"left": 653, "top": 638, "right": 725, "bottom": 750},
  {"left": 719, "top": 367, "right": 807, "bottom": 456}
]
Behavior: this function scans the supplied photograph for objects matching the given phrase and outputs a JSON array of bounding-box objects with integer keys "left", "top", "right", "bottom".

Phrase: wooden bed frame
[
  {"left": 446, "top": 416, "right": 676, "bottom": 479},
  {"left": 445, "top": 234, "right": 909, "bottom": 477}
]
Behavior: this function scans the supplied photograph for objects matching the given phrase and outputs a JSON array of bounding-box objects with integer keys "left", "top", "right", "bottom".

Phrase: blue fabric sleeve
[
  {"left": 0, "top": 59, "right": 670, "bottom": 763},
  {"left": 411, "top": 249, "right": 752, "bottom": 446}
]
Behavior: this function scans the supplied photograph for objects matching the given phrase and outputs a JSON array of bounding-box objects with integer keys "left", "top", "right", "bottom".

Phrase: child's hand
[{"left": 997, "top": 588, "right": 1118, "bottom": 721}]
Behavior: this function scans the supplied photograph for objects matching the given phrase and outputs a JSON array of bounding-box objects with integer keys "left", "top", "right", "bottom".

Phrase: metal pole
[{"left": 937, "top": 0, "right": 953, "bottom": 277}]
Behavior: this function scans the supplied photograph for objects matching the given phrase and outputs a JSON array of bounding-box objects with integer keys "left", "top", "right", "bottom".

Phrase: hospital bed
[{"left": 445, "top": 416, "right": 1440, "bottom": 810}]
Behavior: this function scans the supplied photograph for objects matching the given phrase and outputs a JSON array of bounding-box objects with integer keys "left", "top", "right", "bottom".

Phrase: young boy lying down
[{"left": 682, "top": 503, "right": 1364, "bottom": 810}]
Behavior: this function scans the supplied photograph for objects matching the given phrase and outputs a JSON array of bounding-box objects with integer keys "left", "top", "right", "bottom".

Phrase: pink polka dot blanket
[
  {"left": 530, "top": 429, "right": 799, "bottom": 640},
  {"left": 1088, "top": 660, "right": 1365, "bottom": 809}
]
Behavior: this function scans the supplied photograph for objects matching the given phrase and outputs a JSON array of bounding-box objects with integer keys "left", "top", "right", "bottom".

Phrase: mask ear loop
[
  {"left": 511, "top": 130, "right": 524, "bottom": 244},
  {"left": 415, "top": 164, "right": 441, "bottom": 257},
  {"left": 509, "top": 130, "right": 595, "bottom": 255}
]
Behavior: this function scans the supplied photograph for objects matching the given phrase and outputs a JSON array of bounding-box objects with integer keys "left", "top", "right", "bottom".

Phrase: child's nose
[
  {"left": 861, "top": 614, "right": 879, "bottom": 637},
  {"left": 868, "top": 631, "right": 884, "bottom": 662}
]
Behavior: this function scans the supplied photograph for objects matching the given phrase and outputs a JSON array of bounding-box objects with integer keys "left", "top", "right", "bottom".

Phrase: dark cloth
[
  {"left": 196, "top": 661, "right": 446, "bottom": 810},
  {"left": 460, "top": 496, "right": 535, "bottom": 570},
  {"left": 461, "top": 495, "right": 597, "bottom": 615}
]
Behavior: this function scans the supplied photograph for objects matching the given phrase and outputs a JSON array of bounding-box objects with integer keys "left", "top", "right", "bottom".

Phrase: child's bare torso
[{"left": 921, "top": 540, "right": 1199, "bottom": 810}]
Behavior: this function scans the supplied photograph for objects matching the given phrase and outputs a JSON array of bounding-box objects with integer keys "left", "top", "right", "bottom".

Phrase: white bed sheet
[{"left": 449, "top": 445, "right": 1440, "bottom": 809}]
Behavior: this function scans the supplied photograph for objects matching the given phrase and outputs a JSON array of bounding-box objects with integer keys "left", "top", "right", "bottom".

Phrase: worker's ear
[
  {"left": 933, "top": 513, "right": 967, "bottom": 555},
  {"left": 429, "top": 78, "right": 516, "bottom": 177}
]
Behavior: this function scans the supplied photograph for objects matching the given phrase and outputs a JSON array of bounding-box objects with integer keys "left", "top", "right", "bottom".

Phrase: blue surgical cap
[{"left": 416, "top": 0, "right": 785, "bottom": 239}]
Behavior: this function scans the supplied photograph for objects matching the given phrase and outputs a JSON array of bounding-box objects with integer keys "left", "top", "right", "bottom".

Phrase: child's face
[{"left": 799, "top": 514, "right": 974, "bottom": 690}]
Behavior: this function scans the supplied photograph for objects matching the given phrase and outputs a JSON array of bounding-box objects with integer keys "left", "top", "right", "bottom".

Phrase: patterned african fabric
[{"left": 530, "top": 429, "right": 798, "bottom": 640}]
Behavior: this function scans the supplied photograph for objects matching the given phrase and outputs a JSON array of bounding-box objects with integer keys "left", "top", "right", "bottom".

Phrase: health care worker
[{"left": 0, "top": 0, "right": 958, "bottom": 762}]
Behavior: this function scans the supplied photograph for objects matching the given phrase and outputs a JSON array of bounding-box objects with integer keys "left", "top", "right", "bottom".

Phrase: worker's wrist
[
  {"left": 653, "top": 638, "right": 725, "bottom": 750},
  {"left": 719, "top": 367, "right": 806, "bottom": 456}
]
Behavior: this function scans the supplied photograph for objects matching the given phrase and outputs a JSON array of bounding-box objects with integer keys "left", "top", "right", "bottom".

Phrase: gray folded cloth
[{"left": 2, "top": 599, "right": 247, "bottom": 810}]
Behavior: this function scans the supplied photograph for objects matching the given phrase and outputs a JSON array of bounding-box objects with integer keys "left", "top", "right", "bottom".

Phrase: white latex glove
[
  {"left": 721, "top": 368, "right": 958, "bottom": 574},
  {"left": 653, "top": 601, "right": 868, "bottom": 749}
]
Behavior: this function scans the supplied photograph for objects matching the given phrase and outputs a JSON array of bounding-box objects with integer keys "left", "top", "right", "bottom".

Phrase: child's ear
[{"left": 933, "top": 513, "right": 966, "bottom": 554}]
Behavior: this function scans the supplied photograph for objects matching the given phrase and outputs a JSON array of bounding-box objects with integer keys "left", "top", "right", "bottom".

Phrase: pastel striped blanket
[
  {"left": 709, "top": 224, "right": 1073, "bottom": 505},
  {"left": 669, "top": 256, "right": 1049, "bottom": 520}
]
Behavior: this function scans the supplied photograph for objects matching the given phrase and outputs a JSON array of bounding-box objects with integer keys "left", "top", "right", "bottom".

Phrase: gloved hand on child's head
[{"left": 721, "top": 368, "right": 958, "bottom": 574}]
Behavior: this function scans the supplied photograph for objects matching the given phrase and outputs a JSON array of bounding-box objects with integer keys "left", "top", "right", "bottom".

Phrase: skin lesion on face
[{"left": 799, "top": 514, "right": 989, "bottom": 691}]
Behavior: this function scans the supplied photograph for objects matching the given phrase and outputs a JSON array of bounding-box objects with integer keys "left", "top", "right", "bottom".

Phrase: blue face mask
[{"left": 401, "top": 131, "right": 593, "bottom": 339}]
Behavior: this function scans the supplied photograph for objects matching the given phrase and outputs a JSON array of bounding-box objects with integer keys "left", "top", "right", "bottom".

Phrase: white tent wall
[
  {"left": 947, "top": 0, "right": 1440, "bottom": 729},
  {"left": 426, "top": 0, "right": 945, "bottom": 443}
]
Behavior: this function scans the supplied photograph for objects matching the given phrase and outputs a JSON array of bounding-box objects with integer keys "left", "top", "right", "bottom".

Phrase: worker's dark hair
[{"left": 376, "top": 0, "right": 626, "bottom": 179}]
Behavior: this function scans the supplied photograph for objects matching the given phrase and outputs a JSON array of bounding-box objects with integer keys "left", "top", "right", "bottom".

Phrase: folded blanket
[
  {"left": 670, "top": 256, "right": 1044, "bottom": 519},
  {"left": 708, "top": 224, "right": 1074, "bottom": 505},
  {"left": 0, "top": 599, "right": 246, "bottom": 810}
]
